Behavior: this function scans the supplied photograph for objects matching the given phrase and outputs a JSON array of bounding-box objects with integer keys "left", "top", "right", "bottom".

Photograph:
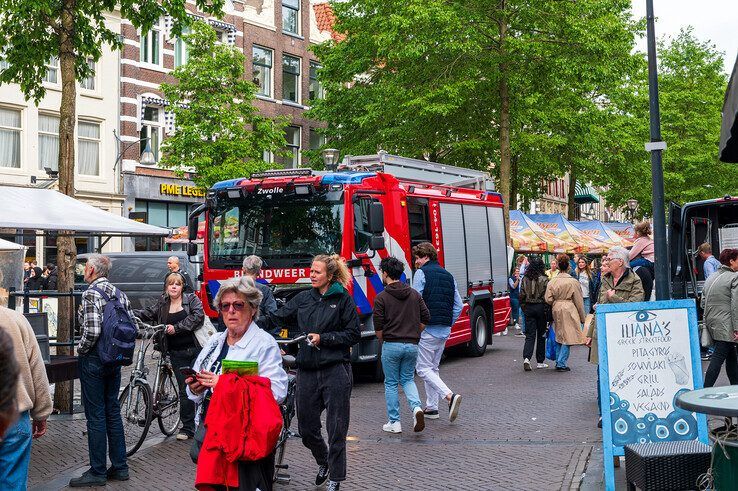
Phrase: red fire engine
[{"left": 188, "top": 152, "right": 512, "bottom": 376}]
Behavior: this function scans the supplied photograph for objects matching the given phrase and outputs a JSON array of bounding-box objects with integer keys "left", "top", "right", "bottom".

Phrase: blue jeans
[
  {"left": 510, "top": 296, "right": 520, "bottom": 323},
  {"left": 519, "top": 307, "right": 526, "bottom": 333},
  {"left": 555, "top": 343, "right": 571, "bottom": 369},
  {"left": 0, "top": 411, "right": 31, "bottom": 490},
  {"left": 381, "top": 342, "right": 422, "bottom": 423},
  {"left": 79, "top": 352, "right": 128, "bottom": 477},
  {"left": 630, "top": 257, "right": 653, "bottom": 269},
  {"left": 583, "top": 297, "right": 591, "bottom": 317}
]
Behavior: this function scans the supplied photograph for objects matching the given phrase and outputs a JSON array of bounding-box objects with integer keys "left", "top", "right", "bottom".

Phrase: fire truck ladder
[{"left": 340, "top": 151, "right": 495, "bottom": 191}]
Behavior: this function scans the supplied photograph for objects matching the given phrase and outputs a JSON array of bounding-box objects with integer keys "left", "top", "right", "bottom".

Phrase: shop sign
[{"left": 159, "top": 183, "right": 206, "bottom": 198}]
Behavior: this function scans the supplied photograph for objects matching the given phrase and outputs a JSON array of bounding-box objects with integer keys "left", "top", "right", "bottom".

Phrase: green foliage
[
  {"left": 599, "top": 28, "right": 734, "bottom": 216},
  {"left": 0, "top": 0, "right": 225, "bottom": 103},
  {"left": 159, "top": 22, "right": 288, "bottom": 188}
]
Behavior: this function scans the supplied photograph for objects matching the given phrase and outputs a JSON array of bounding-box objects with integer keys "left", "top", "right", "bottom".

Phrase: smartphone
[{"left": 179, "top": 366, "right": 198, "bottom": 379}]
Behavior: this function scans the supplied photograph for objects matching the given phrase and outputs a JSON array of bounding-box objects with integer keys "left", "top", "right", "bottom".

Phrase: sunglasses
[{"left": 219, "top": 301, "right": 247, "bottom": 312}]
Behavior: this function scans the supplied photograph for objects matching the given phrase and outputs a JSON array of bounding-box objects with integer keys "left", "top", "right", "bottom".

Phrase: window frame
[
  {"left": 252, "top": 45, "right": 273, "bottom": 98},
  {"left": 80, "top": 58, "right": 96, "bottom": 91},
  {"left": 277, "top": 125, "right": 301, "bottom": 168},
  {"left": 174, "top": 26, "right": 191, "bottom": 68},
  {"left": 282, "top": 54, "right": 301, "bottom": 104},
  {"left": 77, "top": 119, "right": 101, "bottom": 176},
  {"left": 140, "top": 106, "right": 163, "bottom": 163},
  {"left": 38, "top": 113, "right": 60, "bottom": 171},
  {"left": 140, "top": 21, "right": 162, "bottom": 66},
  {"left": 282, "top": 0, "right": 300, "bottom": 35},
  {"left": 309, "top": 61, "right": 324, "bottom": 101},
  {"left": 43, "top": 57, "right": 59, "bottom": 85},
  {"left": 0, "top": 106, "right": 22, "bottom": 169}
]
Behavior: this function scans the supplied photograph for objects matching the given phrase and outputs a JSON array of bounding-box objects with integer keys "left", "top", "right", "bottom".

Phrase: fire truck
[{"left": 188, "top": 152, "right": 511, "bottom": 377}]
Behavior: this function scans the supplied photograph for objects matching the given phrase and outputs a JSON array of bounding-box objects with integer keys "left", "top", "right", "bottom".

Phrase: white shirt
[
  {"left": 187, "top": 322, "right": 288, "bottom": 417},
  {"left": 578, "top": 272, "right": 590, "bottom": 299}
]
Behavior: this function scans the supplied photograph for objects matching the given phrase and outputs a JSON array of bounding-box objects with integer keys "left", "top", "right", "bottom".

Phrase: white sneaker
[
  {"left": 537, "top": 363, "right": 549, "bottom": 369},
  {"left": 502, "top": 328, "right": 509, "bottom": 336},
  {"left": 382, "top": 421, "right": 402, "bottom": 433},
  {"left": 514, "top": 323, "right": 521, "bottom": 331},
  {"left": 413, "top": 407, "right": 425, "bottom": 432},
  {"left": 523, "top": 358, "right": 531, "bottom": 371}
]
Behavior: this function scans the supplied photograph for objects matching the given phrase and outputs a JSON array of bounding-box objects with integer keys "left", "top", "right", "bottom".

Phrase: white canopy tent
[
  {"left": 0, "top": 186, "right": 170, "bottom": 236},
  {"left": 0, "top": 237, "right": 26, "bottom": 305}
]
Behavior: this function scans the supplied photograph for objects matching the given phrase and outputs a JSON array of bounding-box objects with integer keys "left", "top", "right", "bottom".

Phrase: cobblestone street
[{"left": 29, "top": 334, "right": 616, "bottom": 490}]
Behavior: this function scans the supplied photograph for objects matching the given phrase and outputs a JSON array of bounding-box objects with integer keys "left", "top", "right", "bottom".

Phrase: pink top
[{"left": 629, "top": 236, "right": 655, "bottom": 262}]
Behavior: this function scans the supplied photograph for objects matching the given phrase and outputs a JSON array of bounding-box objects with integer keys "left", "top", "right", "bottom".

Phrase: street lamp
[
  {"left": 322, "top": 148, "right": 340, "bottom": 171},
  {"left": 626, "top": 199, "right": 639, "bottom": 223},
  {"left": 113, "top": 129, "right": 157, "bottom": 171},
  {"left": 140, "top": 141, "right": 156, "bottom": 166}
]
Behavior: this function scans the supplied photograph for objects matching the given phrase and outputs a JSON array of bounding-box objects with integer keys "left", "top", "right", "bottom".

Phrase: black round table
[{"left": 675, "top": 386, "right": 738, "bottom": 417}]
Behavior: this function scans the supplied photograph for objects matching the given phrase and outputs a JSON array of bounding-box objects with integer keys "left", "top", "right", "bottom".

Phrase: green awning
[{"left": 574, "top": 182, "right": 600, "bottom": 204}]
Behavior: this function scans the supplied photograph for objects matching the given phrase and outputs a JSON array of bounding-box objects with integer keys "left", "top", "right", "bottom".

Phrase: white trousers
[{"left": 415, "top": 331, "right": 452, "bottom": 410}]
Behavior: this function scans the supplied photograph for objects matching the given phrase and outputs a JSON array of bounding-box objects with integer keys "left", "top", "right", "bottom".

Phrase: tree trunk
[
  {"left": 567, "top": 168, "right": 577, "bottom": 221},
  {"left": 498, "top": 0, "right": 511, "bottom": 231},
  {"left": 509, "top": 154, "right": 518, "bottom": 210},
  {"left": 54, "top": 0, "right": 78, "bottom": 413}
]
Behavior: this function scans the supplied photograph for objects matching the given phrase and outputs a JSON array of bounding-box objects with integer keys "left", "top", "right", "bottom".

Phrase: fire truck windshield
[{"left": 208, "top": 192, "right": 344, "bottom": 268}]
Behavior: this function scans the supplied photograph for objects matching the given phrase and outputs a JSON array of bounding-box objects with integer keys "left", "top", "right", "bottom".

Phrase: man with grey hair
[
  {"left": 600, "top": 247, "right": 645, "bottom": 304},
  {"left": 166, "top": 255, "right": 193, "bottom": 293},
  {"left": 242, "top": 255, "right": 277, "bottom": 319},
  {"left": 70, "top": 254, "right": 136, "bottom": 487}
]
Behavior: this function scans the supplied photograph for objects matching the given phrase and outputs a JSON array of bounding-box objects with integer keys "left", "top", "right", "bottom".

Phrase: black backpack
[{"left": 90, "top": 286, "right": 137, "bottom": 367}]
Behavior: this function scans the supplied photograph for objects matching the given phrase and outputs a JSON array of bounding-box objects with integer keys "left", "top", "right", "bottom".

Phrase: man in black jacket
[{"left": 374, "top": 257, "right": 430, "bottom": 434}]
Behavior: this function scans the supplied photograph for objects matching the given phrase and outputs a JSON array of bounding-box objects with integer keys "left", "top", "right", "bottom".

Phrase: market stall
[
  {"left": 527, "top": 214, "right": 609, "bottom": 255},
  {"left": 509, "top": 210, "right": 568, "bottom": 253},
  {"left": 603, "top": 222, "right": 636, "bottom": 247},
  {"left": 571, "top": 220, "right": 631, "bottom": 249}
]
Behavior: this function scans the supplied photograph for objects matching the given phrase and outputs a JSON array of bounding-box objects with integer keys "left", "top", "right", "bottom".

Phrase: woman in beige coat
[{"left": 545, "top": 254, "right": 586, "bottom": 371}]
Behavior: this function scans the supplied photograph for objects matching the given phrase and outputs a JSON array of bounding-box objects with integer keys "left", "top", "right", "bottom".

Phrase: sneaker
[
  {"left": 106, "top": 467, "right": 129, "bottom": 482},
  {"left": 382, "top": 421, "right": 402, "bottom": 433},
  {"left": 555, "top": 366, "right": 571, "bottom": 372},
  {"left": 69, "top": 471, "right": 107, "bottom": 487},
  {"left": 514, "top": 323, "right": 521, "bottom": 331},
  {"left": 413, "top": 407, "right": 425, "bottom": 432},
  {"left": 315, "top": 464, "right": 330, "bottom": 486},
  {"left": 502, "top": 328, "right": 509, "bottom": 336},
  {"left": 523, "top": 358, "right": 532, "bottom": 371},
  {"left": 423, "top": 408, "right": 440, "bottom": 420},
  {"left": 515, "top": 332, "right": 526, "bottom": 337},
  {"left": 701, "top": 352, "right": 711, "bottom": 361},
  {"left": 536, "top": 363, "right": 549, "bottom": 369},
  {"left": 176, "top": 431, "right": 192, "bottom": 441},
  {"left": 448, "top": 393, "right": 462, "bottom": 422},
  {"left": 327, "top": 481, "right": 341, "bottom": 491},
  {"left": 597, "top": 417, "right": 603, "bottom": 428}
]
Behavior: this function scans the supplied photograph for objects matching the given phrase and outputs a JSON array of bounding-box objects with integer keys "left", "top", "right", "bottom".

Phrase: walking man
[
  {"left": 411, "top": 243, "right": 463, "bottom": 422},
  {"left": 70, "top": 254, "right": 134, "bottom": 487},
  {"left": 0, "top": 306, "right": 53, "bottom": 489},
  {"left": 166, "top": 255, "right": 194, "bottom": 293},
  {"left": 698, "top": 243, "right": 722, "bottom": 279},
  {"left": 374, "top": 256, "right": 431, "bottom": 433},
  {"left": 242, "top": 255, "right": 278, "bottom": 318}
]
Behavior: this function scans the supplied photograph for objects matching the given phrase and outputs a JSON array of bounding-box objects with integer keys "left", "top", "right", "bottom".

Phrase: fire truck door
[{"left": 438, "top": 203, "right": 468, "bottom": 299}]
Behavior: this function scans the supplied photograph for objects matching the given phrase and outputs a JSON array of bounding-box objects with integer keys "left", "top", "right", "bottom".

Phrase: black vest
[{"left": 419, "top": 261, "right": 456, "bottom": 326}]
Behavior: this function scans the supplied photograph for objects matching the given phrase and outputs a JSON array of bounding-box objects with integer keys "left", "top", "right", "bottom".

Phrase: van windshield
[{"left": 208, "top": 191, "right": 344, "bottom": 269}]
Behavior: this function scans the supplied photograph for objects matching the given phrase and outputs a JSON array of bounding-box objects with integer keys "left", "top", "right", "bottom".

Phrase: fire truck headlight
[{"left": 227, "top": 188, "right": 241, "bottom": 199}]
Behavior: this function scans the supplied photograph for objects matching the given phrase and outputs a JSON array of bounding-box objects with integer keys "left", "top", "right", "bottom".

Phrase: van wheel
[{"left": 466, "top": 305, "right": 488, "bottom": 357}]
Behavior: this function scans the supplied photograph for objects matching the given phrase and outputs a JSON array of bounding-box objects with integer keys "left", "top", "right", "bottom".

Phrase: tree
[
  {"left": 309, "top": 0, "right": 639, "bottom": 225},
  {"left": 599, "top": 28, "right": 736, "bottom": 217},
  {"left": 159, "top": 22, "right": 287, "bottom": 188},
  {"left": 0, "top": 0, "right": 225, "bottom": 411}
]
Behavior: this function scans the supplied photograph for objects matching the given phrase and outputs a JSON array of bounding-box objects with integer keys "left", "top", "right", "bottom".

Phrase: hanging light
[
  {"left": 139, "top": 140, "right": 157, "bottom": 166},
  {"left": 322, "top": 148, "right": 340, "bottom": 171}
]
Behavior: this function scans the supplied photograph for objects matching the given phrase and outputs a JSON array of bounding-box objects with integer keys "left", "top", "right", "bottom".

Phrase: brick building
[{"left": 118, "top": 0, "right": 333, "bottom": 250}]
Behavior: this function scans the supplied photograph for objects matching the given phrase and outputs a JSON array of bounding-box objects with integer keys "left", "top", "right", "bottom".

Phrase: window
[
  {"left": 354, "top": 198, "right": 376, "bottom": 252},
  {"left": 77, "top": 121, "right": 100, "bottom": 175},
  {"left": 140, "top": 21, "right": 161, "bottom": 65},
  {"left": 309, "top": 129, "right": 326, "bottom": 151},
  {"left": 0, "top": 57, "right": 8, "bottom": 72},
  {"left": 276, "top": 126, "right": 300, "bottom": 168},
  {"left": 174, "top": 27, "right": 191, "bottom": 68},
  {"left": 43, "top": 57, "right": 58, "bottom": 84},
  {"left": 38, "top": 115, "right": 59, "bottom": 171},
  {"left": 282, "top": 54, "right": 300, "bottom": 103},
  {"left": 252, "top": 46, "right": 273, "bottom": 97},
  {"left": 140, "top": 106, "right": 162, "bottom": 163},
  {"left": 80, "top": 59, "right": 95, "bottom": 90},
  {"left": 133, "top": 200, "right": 192, "bottom": 250},
  {"left": 0, "top": 108, "right": 21, "bottom": 168},
  {"left": 309, "top": 62, "right": 324, "bottom": 101},
  {"left": 282, "top": 0, "right": 300, "bottom": 35},
  {"left": 407, "top": 197, "right": 431, "bottom": 247}
]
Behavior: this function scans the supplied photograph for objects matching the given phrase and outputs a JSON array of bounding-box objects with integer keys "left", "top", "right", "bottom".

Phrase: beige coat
[
  {"left": 0, "top": 306, "right": 53, "bottom": 420},
  {"left": 545, "top": 275, "right": 586, "bottom": 346}
]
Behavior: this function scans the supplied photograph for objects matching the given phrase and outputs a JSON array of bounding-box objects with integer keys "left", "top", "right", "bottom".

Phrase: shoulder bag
[{"left": 194, "top": 316, "right": 217, "bottom": 348}]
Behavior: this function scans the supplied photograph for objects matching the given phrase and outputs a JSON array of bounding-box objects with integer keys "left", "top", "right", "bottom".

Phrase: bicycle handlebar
[
  {"left": 276, "top": 334, "right": 307, "bottom": 345},
  {"left": 134, "top": 320, "right": 166, "bottom": 339}
]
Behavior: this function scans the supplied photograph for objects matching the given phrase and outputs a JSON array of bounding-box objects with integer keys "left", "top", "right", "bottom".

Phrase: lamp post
[
  {"left": 645, "top": 0, "right": 669, "bottom": 300},
  {"left": 322, "top": 148, "right": 340, "bottom": 171},
  {"left": 626, "top": 198, "right": 639, "bottom": 223},
  {"left": 113, "top": 129, "right": 157, "bottom": 194}
]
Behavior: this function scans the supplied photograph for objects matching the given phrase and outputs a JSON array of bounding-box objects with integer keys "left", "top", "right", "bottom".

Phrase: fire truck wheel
[{"left": 466, "top": 305, "right": 488, "bottom": 357}]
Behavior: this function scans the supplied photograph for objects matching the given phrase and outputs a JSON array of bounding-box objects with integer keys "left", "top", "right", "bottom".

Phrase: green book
[{"left": 221, "top": 359, "right": 259, "bottom": 376}]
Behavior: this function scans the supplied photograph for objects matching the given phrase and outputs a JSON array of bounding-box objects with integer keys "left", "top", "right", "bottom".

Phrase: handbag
[
  {"left": 545, "top": 324, "right": 557, "bottom": 361},
  {"left": 189, "top": 421, "right": 207, "bottom": 464},
  {"left": 194, "top": 316, "right": 216, "bottom": 348}
]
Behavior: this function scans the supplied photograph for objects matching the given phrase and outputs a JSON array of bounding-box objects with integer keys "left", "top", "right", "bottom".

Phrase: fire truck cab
[{"left": 190, "top": 153, "right": 511, "bottom": 376}]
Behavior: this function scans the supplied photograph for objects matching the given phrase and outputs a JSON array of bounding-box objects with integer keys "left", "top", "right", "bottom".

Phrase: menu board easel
[{"left": 596, "top": 299, "right": 708, "bottom": 491}]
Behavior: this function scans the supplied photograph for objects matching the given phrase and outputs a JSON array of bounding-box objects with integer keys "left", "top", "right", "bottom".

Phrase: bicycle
[
  {"left": 119, "top": 322, "right": 181, "bottom": 456},
  {"left": 273, "top": 334, "right": 304, "bottom": 485}
]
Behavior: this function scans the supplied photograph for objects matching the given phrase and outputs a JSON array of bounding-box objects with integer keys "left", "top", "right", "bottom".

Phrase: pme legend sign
[{"left": 159, "top": 183, "right": 206, "bottom": 198}]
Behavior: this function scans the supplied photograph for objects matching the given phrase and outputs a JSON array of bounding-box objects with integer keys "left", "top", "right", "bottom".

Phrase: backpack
[{"left": 90, "top": 286, "right": 137, "bottom": 367}]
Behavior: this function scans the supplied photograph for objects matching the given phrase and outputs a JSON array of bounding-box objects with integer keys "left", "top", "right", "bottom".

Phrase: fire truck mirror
[
  {"left": 187, "top": 242, "right": 198, "bottom": 257},
  {"left": 369, "top": 235, "right": 385, "bottom": 251},
  {"left": 368, "top": 201, "right": 385, "bottom": 234}
]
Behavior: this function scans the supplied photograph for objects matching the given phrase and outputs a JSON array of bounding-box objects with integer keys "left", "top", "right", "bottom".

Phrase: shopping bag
[{"left": 545, "top": 324, "right": 557, "bottom": 361}]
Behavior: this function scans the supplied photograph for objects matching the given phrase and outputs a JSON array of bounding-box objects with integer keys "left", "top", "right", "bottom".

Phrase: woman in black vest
[
  {"left": 520, "top": 258, "right": 550, "bottom": 372},
  {"left": 135, "top": 273, "right": 204, "bottom": 440},
  {"left": 258, "top": 254, "right": 360, "bottom": 491}
]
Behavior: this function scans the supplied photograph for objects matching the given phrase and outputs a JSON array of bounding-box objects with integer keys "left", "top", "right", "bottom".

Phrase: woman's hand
[
  {"left": 186, "top": 376, "right": 206, "bottom": 395},
  {"left": 197, "top": 370, "right": 220, "bottom": 389},
  {"left": 166, "top": 324, "right": 176, "bottom": 335},
  {"left": 585, "top": 337, "right": 592, "bottom": 347}
]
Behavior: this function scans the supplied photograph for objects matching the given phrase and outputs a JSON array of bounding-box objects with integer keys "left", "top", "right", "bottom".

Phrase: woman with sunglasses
[
  {"left": 135, "top": 272, "right": 204, "bottom": 441},
  {"left": 186, "top": 276, "right": 287, "bottom": 490},
  {"left": 258, "top": 254, "right": 360, "bottom": 491}
]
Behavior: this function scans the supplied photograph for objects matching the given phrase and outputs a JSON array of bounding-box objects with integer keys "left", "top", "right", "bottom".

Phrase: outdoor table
[{"left": 676, "top": 386, "right": 738, "bottom": 488}]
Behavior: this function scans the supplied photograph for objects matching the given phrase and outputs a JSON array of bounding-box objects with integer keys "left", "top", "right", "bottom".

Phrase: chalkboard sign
[{"left": 596, "top": 299, "right": 708, "bottom": 491}]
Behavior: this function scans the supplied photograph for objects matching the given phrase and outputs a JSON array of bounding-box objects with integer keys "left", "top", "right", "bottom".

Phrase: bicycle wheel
[
  {"left": 156, "top": 366, "right": 181, "bottom": 436},
  {"left": 119, "top": 381, "right": 152, "bottom": 456},
  {"left": 273, "top": 426, "right": 289, "bottom": 483}
]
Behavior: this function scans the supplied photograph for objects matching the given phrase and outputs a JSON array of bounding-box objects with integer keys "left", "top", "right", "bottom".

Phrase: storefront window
[{"left": 134, "top": 200, "right": 192, "bottom": 251}]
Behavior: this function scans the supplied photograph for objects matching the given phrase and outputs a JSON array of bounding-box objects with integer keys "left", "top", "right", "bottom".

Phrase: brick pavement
[{"left": 28, "top": 335, "right": 726, "bottom": 490}]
